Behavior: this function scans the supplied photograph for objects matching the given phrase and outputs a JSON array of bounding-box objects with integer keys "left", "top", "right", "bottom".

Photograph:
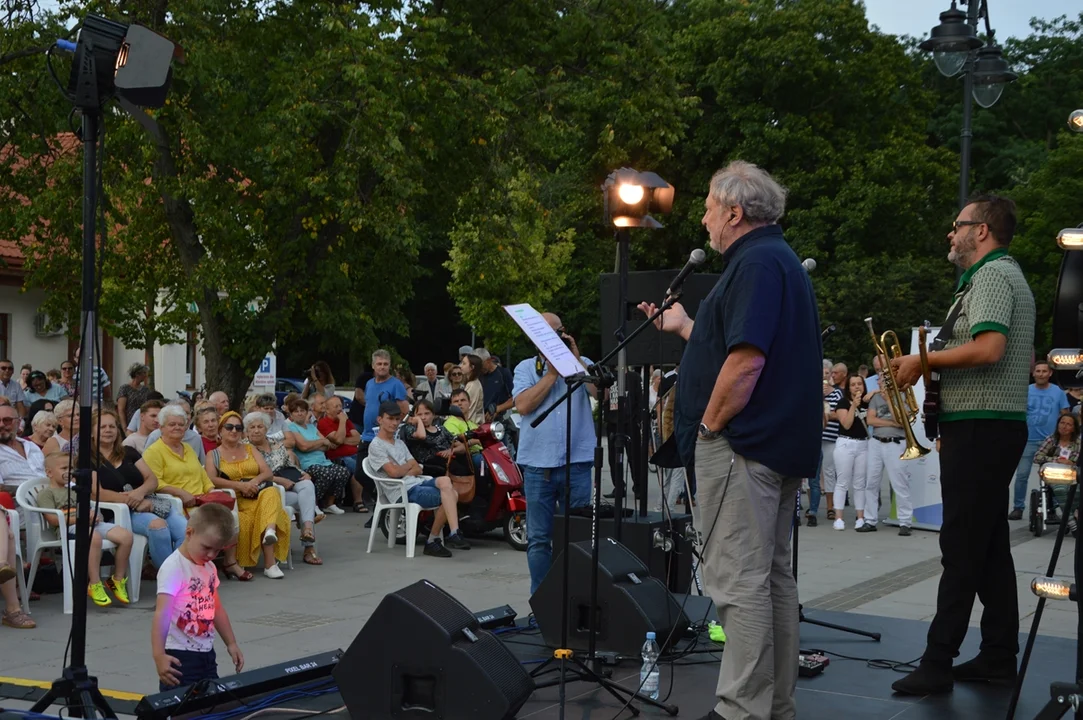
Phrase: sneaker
[
  {"left": 445, "top": 532, "right": 471, "bottom": 550},
  {"left": 423, "top": 539, "right": 452, "bottom": 558},
  {"left": 262, "top": 528, "right": 278, "bottom": 546},
  {"left": 264, "top": 564, "right": 285, "bottom": 579},
  {"left": 832, "top": 519, "right": 845, "bottom": 531},
  {"left": 854, "top": 518, "right": 866, "bottom": 530},
  {"left": 1008, "top": 508, "right": 1024, "bottom": 521},
  {"left": 899, "top": 525, "right": 913, "bottom": 536},
  {"left": 107, "top": 576, "right": 130, "bottom": 605},
  {"left": 805, "top": 515, "right": 818, "bottom": 527},
  {"left": 856, "top": 523, "right": 878, "bottom": 533},
  {"left": 88, "top": 582, "right": 112, "bottom": 607},
  {"left": 322, "top": 504, "right": 345, "bottom": 515}
]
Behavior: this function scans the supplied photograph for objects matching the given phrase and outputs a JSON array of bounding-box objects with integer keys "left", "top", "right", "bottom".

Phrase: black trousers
[{"left": 925, "top": 418, "right": 1026, "bottom": 666}]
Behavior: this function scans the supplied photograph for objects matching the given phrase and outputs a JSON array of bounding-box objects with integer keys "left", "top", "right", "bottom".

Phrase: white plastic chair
[
  {"left": 272, "top": 484, "right": 294, "bottom": 570},
  {"left": 17, "top": 479, "right": 148, "bottom": 613},
  {"left": 363, "top": 457, "right": 439, "bottom": 558},
  {"left": 3, "top": 507, "right": 30, "bottom": 614}
]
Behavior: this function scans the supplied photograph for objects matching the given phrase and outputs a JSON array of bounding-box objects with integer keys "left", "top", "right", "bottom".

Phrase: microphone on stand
[
  {"left": 802, "top": 258, "right": 817, "bottom": 273},
  {"left": 665, "top": 248, "right": 707, "bottom": 298},
  {"left": 821, "top": 324, "right": 837, "bottom": 341}
]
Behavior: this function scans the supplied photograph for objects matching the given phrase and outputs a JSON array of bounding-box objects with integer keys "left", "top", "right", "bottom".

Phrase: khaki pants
[{"left": 697, "top": 436, "right": 800, "bottom": 720}]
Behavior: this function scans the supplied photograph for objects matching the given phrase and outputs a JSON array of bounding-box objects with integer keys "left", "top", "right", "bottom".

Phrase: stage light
[
  {"left": 1039, "top": 463, "right": 1078, "bottom": 485},
  {"left": 1049, "top": 349, "right": 1083, "bottom": 369},
  {"left": 1069, "top": 110, "right": 1083, "bottom": 133},
  {"left": 602, "top": 168, "right": 674, "bottom": 229},
  {"left": 1031, "top": 577, "right": 1077, "bottom": 601},
  {"left": 56, "top": 14, "right": 180, "bottom": 110},
  {"left": 618, "top": 184, "right": 645, "bottom": 205},
  {"left": 1058, "top": 228, "right": 1083, "bottom": 250}
]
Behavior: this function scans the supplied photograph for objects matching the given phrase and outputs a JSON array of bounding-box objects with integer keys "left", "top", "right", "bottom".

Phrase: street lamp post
[{"left": 920, "top": 0, "right": 1017, "bottom": 211}]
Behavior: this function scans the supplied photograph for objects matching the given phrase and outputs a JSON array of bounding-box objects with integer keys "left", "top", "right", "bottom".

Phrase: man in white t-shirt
[
  {"left": 366, "top": 400, "right": 469, "bottom": 557},
  {"left": 123, "top": 400, "right": 164, "bottom": 455},
  {"left": 0, "top": 404, "right": 45, "bottom": 492}
]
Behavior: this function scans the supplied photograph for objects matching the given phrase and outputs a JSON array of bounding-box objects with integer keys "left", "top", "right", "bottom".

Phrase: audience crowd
[{"left": 0, "top": 346, "right": 516, "bottom": 632}]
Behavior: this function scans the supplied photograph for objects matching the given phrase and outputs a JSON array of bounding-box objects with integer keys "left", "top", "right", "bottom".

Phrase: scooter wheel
[{"left": 504, "top": 512, "right": 527, "bottom": 552}]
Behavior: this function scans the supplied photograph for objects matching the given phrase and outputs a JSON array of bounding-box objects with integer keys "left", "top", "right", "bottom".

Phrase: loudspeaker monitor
[
  {"left": 335, "top": 579, "right": 535, "bottom": 720},
  {"left": 529, "top": 537, "right": 689, "bottom": 657}
]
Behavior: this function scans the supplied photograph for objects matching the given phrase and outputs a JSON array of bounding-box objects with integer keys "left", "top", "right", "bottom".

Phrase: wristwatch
[{"left": 698, "top": 422, "right": 723, "bottom": 440}]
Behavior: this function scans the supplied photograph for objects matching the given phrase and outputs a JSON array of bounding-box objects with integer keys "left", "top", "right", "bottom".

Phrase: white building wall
[{"left": 0, "top": 285, "right": 72, "bottom": 371}]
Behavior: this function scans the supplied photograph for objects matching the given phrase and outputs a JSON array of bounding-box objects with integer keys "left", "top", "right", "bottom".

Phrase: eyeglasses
[
  {"left": 0, "top": 417, "right": 16, "bottom": 424},
  {"left": 952, "top": 220, "right": 985, "bottom": 232},
  {"left": 0, "top": 366, "right": 12, "bottom": 371},
  {"left": 222, "top": 423, "right": 243, "bottom": 432},
  {"left": 61, "top": 366, "right": 74, "bottom": 371}
]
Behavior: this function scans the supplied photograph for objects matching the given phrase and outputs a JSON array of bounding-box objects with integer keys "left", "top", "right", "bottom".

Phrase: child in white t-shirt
[{"left": 152, "top": 503, "right": 244, "bottom": 691}]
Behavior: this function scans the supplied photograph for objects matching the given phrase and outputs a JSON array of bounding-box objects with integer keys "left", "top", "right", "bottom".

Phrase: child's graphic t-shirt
[{"left": 157, "top": 549, "right": 219, "bottom": 652}]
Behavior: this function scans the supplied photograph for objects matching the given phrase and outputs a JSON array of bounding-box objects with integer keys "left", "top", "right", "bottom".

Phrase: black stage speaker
[
  {"left": 599, "top": 271, "right": 719, "bottom": 366},
  {"left": 529, "top": 537, "right": 689, "bottom": 657},
  {"left": 335, "top": 579, "right": 535, "bottom": 720},
  {"left": 553, "top": 511, "right": 694, "bottom": 593}
]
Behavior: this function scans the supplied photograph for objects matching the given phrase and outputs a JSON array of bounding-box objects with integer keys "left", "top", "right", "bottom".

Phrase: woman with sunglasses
[
  {"left": 206, "top": 412, "right": 291, "bottom": 579},
  {"left": 57, "top": 361, "right": 76, "bottom": 397}
]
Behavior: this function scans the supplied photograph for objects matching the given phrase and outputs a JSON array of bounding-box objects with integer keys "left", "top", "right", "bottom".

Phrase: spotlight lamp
[
  {"left": 1058, "top": 228, "right": 1083, "bottom": 250},
  {"left": 1069, "top": 110, "right": 1083, "bottom": 133},
  {"left": 602, "top": 168, "right": 674, "bottom": 229},
  {"left": 55, "top": 14, "right": 182, "bottom": 111},
  {"left": 1031, "top": 577, "right": 1077, "bottom": 602},
  {"left": 1038, "top": 463, "right": 1078, "bottom": 486},
  {"left": 918, "top": 1, "right": 982, "bottom": 78}
]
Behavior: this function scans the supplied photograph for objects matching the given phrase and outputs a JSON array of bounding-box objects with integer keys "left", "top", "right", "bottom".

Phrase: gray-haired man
[{"left": 639, "top": 161, "right": 822, "bottom": 720}]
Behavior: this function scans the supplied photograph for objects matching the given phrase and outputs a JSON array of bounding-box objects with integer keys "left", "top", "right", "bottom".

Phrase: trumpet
[{"left": 864, "top": 317, "right": 930, "bottom": 461}]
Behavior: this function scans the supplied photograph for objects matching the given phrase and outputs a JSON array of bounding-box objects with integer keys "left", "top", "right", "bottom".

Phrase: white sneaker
[
  {"left": 264, "top": 564, "right": 284, "bottom": 579},
  {"left": 323, "top": 504, "right": 345, "bottom": 515},
  {"left": 833, "top": 519, "right": 845, "bottom": 531},
  {"left": 262, "top": 528, "right": 278, "bottom": 546},
  {"left": 854, "top": 518, "right": 865, "bottom": 530}
]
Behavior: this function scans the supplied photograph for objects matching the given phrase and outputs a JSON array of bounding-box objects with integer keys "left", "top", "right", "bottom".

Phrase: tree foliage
[{"left": 2, "top": 0, "right": 1082, "bottom": 390}]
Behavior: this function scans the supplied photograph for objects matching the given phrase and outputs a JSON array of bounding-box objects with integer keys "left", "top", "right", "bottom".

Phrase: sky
[{"left": 863, "top": 0, "right": 1080, "bottom": 42}]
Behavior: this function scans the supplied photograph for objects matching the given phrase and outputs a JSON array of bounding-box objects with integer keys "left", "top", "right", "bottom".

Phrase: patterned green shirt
[{"left": 940, "top": 248, "right": 1034, "bottom": 423}]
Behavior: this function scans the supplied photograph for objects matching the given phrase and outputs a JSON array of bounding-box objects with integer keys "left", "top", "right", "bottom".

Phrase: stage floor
[
  {"left": 512, "top": 607, "right": 1072, "bottom": 719},
  {"left": 1, "top": 609, "right": 1071, "bottom": 720}
]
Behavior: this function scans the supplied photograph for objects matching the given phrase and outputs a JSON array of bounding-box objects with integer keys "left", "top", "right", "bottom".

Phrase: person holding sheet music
[{"left": 511, "top": 313, "right": 595, "bottom": 595}]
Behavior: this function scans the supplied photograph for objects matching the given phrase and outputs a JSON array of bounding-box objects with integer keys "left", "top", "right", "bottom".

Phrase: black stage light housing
[
  {"left": 602, "top": 168, "right": 674, "bottom": 228},
  {"left": 60, "top": 14, "right": 180, "bottom": 110}
]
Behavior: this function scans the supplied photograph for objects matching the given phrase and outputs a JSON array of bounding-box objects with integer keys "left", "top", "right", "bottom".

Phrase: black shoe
[
  {"left": 1008, "top": 508, "right": 1024, "bottom": 521},
  {"left": 855, "top": 523, "right": 877, "bottom": 533},
  {"left": 899, "top": 525, "right": 912, "bottom": 536},
  {"left": 364, "top": 518, "right": 373, "bottom": 529},
  {"left": 423, "top": 539, "right": 452, "bottom": 558},
  {"left": 892, "top": 662, "right": 953, "bottom": 696},
  {"left": 952, "top": 653, "right": 1017, "bottom": 687},
  {"left": 806, "top": 515, "right": 818, "bottom": 527},
  {"left": 445, "top": 532, "right": 471, "bottom": 550},
  {"left": 1048, "top": 510, "right": 1062, "bottom": 524}
]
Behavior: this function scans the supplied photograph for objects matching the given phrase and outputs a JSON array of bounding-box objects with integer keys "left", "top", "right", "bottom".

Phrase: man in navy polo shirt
[{"left": 639, "top": 161, "right": 822, "bottom": 720}]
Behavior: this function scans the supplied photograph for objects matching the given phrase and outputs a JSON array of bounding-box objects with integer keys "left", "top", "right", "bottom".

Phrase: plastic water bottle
[{"left": 640, "top": 631, "right": 660, "bottom": 700}]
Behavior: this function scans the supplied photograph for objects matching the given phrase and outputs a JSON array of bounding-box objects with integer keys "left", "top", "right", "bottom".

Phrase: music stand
[{"left": 505, "top": 304, "right": 679, "bottom": 718}]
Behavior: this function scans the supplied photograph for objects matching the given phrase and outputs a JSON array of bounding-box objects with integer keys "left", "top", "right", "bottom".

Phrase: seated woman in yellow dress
[{"left": 204, "top": 411, "right": 291, "bottom": 579}]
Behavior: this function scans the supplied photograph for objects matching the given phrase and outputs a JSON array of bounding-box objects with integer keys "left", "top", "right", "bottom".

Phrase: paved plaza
[{"left": 0, "top": 461, "right": 1075, "bottom": 702}]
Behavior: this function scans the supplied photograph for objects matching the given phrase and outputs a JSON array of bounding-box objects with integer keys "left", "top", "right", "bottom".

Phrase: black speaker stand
[{"left": 791, "top": 491, "right": 881, "bottom": 642}]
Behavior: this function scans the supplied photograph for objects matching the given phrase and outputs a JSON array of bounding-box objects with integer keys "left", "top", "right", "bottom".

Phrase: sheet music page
[{"left": 503, "top": 303, "right": 588, "bottom": 379}]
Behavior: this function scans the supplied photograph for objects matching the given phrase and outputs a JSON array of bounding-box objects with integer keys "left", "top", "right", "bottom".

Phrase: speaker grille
[{"left": 461, "top": 634, "right": 536, "bottom": 706}]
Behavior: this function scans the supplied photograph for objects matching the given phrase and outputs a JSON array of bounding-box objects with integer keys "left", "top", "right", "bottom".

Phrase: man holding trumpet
[{"left": 889, "top": 195, "right": 1034, "bottom": 696}]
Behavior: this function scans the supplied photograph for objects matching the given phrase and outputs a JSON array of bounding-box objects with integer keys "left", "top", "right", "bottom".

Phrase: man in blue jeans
[
  {"left": 1009, "top": 360, "right": 1067, "bottom": 520},
  {"left": 512, "top": 313, "right": 595, "bottom": 595}
]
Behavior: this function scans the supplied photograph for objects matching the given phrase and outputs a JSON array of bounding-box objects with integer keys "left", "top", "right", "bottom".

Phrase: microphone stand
[{"left": 528, "top": 293, "right": 684, "bottom": 718}]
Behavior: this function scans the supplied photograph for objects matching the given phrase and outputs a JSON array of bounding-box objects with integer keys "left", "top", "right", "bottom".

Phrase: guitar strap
[{"left": 930, "top": 283, "right": 974, "bottom": 353}]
